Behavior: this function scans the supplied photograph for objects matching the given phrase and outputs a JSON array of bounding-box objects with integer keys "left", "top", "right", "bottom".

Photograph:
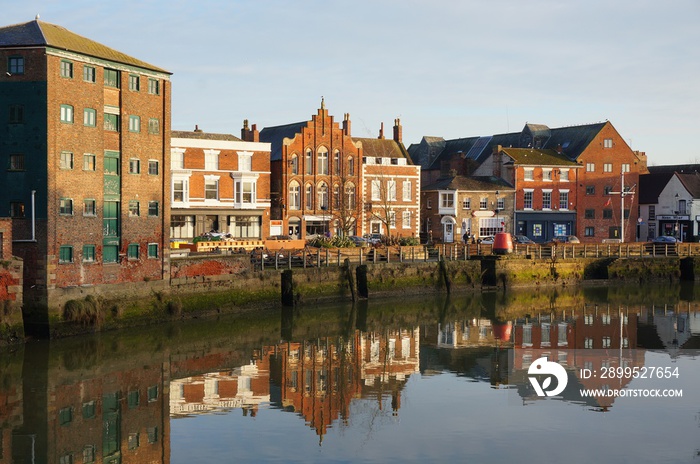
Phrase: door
[{"left": 444, "top": 222, "right": 454, "bottom": 243}]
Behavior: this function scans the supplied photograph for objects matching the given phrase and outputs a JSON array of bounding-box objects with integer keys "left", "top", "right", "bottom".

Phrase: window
[
  {"left": 104, "top": 113, "right": 119, "bottom": 131},
  {"left": 237, "top": 152, "right": 252, "bottom": 171},
  {"left": 463, "top": 198, "right": 471, "bottom": 209},
  {"left": 59, "top": 246, "right": 73, "bottom": 264},
  {"left": 389, "top": 211, "right": 396, "bottom": 228},
  {"left": 524, "top": 191, "right": 533, "bottom": 209},
  {"left": 83, "top": 108, "right": 96, "bottom": 127},
  {"left": 604, "top": 163, "right": 613, "bottom": 173},
  {"left": 560, "top": 169, "right": 569, "bottom": 181},
  {"left": 345, "top": 183, "right": 356, "bottom": 209},
  {"left": 83, "top": 66, "right": 95, "bottom": 83},
  {"left": 83, "top": 199, "right": 96, "bottom": 216},
  {"left": 59, "top": 454, "right": 73, "bottom": 464},
  {"left": 332, "top": 184, "right": 340, "bottom": 208},
  {"left": 305, "top": 149, "right": 313, "bottom": 175},
  {"left": 205, "top": 179, "right": 218, "bottom": 200},
  {"left": 603, "top": 209, "right": 613, "bottom": 219},
  {"left": 147, "top": 426, "right": 158, "bottom": 444},
  {"left": 317, "top": 182, "right": 328, "bottom": 209},
  {"left": 60, "top": 60, "right": 73, "bottom": 78},
  {"left": 235, "top": 180, "right": 256, "bottom": 204},
  {"left": 542, "top": 168, "right": 552, "bottom": 181},
  {"left": 403, "top": 180, "right": 412, "bottom": 201},
  {"left": 148, "top": 78, "right": 159, "bottom": 95},
  {"left": 387, "top": 180, "right": 397, "bottom": 201},
  {"left": 148, "top": 243, "right": 158, "bottom": 258},
  {"left": 129, "top": 200, "right": 140, "bottom": 217},
  {"left": 542, "top": 191, "right": 552, "bottom": 209},
  {"left": 586, "top": 185, "right": 595, "bottom": 195},
  {"left": 371, "top": 180, "right": 381, "bottom": 201},
  {"left": 148, "top": 160, "right": 159, "bottom": 175},
  {"left": 604, "top": 186, "right": 613, "bottom": 195},
  {"left": 103, "top": 201, "right": 119, "bottom": 237},
  {"left": 148, "top": 201, "right": 159, "bottom": 217},
  {"left": 172, "top": 150, "right": 184, "bottom": 169},
  {"left": 586, "top": 163, "right": 595, "bottom": 172},
  {"left": 290, "top": 154, "right": 298, "bottom": 175},
  {"left": 59, "top": 407, "right": 73, "bottom": 425},
  {"left": 129, "top": 115, "right": 140, "bottom": 132},
  {"left": 559, "top": 191, "right": 569, "bottom": 210},
  {"left": 10, "top": 202, "right": 24, "bottom": 217},
  {"left": 585, "top": 209, "right": 595, "bottom": 219},
  {"left": 128, "top": 433, "right": 140, "bottom": 450},
  {"left": 497, "top": 197, "right": 505, "bottom": 210},
  {"left": 305, "top": 184, "right": 313, "bottom": 208},
  {"left": 585, "top": 226, "right": 595, "bottom": 237},
  {"left": 83, "top": 153, "right": 96, "bottom": 171},
  {"left": 441, "top": 192, "right": 454, "bottom": 208},
  {"left": 348, "top": 157, "right": 355, "bottom": 176},
  {"left": 8, "top": 56, "right": 24, "bottom": 74},
  {"left": 82, "top": 401, "right": 96, "bottom": 419},
  {"left": 60, "top": 104, "right": 74, "bottom": 123},
  {"left": 104, "top": 68, "right": 120, "bottom": 88},
  {"left": 128, "top": 244, "right": 139, "bottom": 260},
  {"left": 82, "top": 445, "right": 95, "bottom": 464},
  {"left": 603, "top": 138, "right": 613, "bottom": 148},
  {"left": 317, "top": 147, "right": 328, "bottom": 175},
  {"left": 82, "top": 245, "right": 95, "bottom": 263},
  {"left": 402, "top": 211, "right": 411, "bottom": 228},
  {"left": 524, "top": 168, "right": 534, "bottom": 181},
  {"left": 649, "top": 205, "right": 656, "bottom": 220},
  {"left": 479, "top": 197, "right": 487, "bottom": 210},
  {"left": 148, "top": 385, "right": 159, "bottom": 401},
  {"left": 59, "top": 198, "right": 73, "bottom": 215},
  {"left": 288, "top": 182, "right": 300, "bottom": 210},
  {"left": 129, "top": 74, "right": 140, "bottom": 91},
  {"left": 173, "top": 180, "right": 187, "bottom": 202},
  {"left": 9, "top": 154, "right": 24, "bottom": 170},
  {"left": 148, "top": 118, "right": 160, "bottom": 134},
  {"left": 622, "top": 163, "right": 630, "bottom": 173},
  {"left": 9, "top": 104, "right": 23, "bottom": 123},
  {"left": 205, "top": 151, "right": 219, "bottom": 170},
  {"left": 60, "top": 151, "right": 73, "bottom": 170},
  {"left": 333, "top": 150, "right": 340, "bottom": 175},
  {"left": 129, "top": 159, "right": 140, "bottom": 174},
  {"left": 427, "top": 199, "right": 432, "bottom": 209}
]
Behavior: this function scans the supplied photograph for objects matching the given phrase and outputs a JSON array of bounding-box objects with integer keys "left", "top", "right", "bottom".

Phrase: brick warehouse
[{"left": 0, "top": 19, "right": 171, "bottom": 332}]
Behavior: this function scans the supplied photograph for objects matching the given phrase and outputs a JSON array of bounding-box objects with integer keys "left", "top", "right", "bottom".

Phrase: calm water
[{"left": 2, "top": 283, "right": 700, "bottom": 463}]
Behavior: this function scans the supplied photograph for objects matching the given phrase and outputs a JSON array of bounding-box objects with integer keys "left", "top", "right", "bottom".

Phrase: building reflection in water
[{"left": 3, "top": 295, "right": 700, "bottom": 462}]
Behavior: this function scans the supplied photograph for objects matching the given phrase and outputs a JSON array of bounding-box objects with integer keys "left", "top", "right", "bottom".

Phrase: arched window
[
  {"left": 305, "top": 149, "right": 313, "bottom": 175},
  {"left": 317, "top": 147, "right": 328, "bottom": 175},
  {"left": 333, "top": 150, "right": 340, "bottom": 175},
  {"left": 317, "top": 182, "right": 328, "bottom": 210},
  {"left": 290, "top": 154, "right": 298, "bottom": 175},
  {"left": 333, "top": 184, "right": 340, "bottom": 208},
  {"left": 305, "top": 183, "right": 313, "bottom": 209},
  {"left": 345, "top": 182, "right": 356, "bottom": 209},
  {"left": 348, "top": 156, "right": 355, "bottom": 176},
  {"left": 288, "top": 181, "right": 300, "bottom": 210}
]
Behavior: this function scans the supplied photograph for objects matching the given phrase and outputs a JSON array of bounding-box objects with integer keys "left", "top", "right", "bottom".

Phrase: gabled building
[
  {"left": 0, "top": 19, "right": 171, "bottom": 322},
  {"left": 170, "top": 126, "right": 271, "bottom": 241}
]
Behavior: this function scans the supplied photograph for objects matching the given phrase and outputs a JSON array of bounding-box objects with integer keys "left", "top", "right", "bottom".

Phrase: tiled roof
[
  {"left": 171, "top": 130, "right": 241, "bottom": 142},
  {"left": 540, "top": 122, "right": 607, "bottom": 159},
  {"left": 500, "top": 148, "right": 580, "bottom": 166},
  {"left": 0, "top": 20, "right": 169, "bottom": 74},
  {"left": 677, "top": 172, "right": 700, "bottom": 199},
  {"left": 355, "top": 137, "right": 412, "bottom": 163},
  {"left": 423, "top": 175, "right": 513, "bottom": 192},
  {"left": 259, "top": 122, "right": 307, "bottom": 161}
]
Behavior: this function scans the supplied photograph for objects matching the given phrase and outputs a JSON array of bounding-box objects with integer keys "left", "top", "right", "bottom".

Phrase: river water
[{"left": 2, "top": 283, "right": 700, "bottom": 463}]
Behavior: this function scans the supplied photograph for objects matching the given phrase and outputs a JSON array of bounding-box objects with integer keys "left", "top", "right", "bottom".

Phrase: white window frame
[
  {"left": 524, "top": 168, "right": 534, "bottom": 181},
  {"left": 204, "top": 150, "right": 220, "bottom": 171},
  {"left": 402, "top": 180, "right": 412, "bottom": 201}
]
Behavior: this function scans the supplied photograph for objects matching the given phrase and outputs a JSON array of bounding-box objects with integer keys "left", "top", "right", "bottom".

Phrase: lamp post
[
  {"left": 495, "top": 190, "right": 500, "bottom": 233},
  {"left": 675, "top": 193, "right": 680, "bottom": 240}
]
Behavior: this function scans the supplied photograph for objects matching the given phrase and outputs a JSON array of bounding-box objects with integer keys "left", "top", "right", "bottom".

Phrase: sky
[{"left": 4, "top": 0, "right": 700, "bottom": 165}]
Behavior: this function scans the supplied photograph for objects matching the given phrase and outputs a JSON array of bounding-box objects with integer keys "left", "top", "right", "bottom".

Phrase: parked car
[
  {"left": 546, "top": 235, "right": 580, "bottom": 245},
  {"left": 478, "top": 236, "right": 495, "bottom": 245},
  {"left": 651, "top": 235, "right": 678, "bottom": 244},
  {"left": 348, "top": 235, "right": 369, "bottom": 247},
  {"left": 363, "top": 233, "right": 383, "bottom": 245},
  {"left": 513, "top": 235, "right": 536, "bottom": 245}
]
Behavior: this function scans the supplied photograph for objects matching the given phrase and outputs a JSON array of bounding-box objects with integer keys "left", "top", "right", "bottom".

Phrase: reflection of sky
[{"left": 171, "top": 350, "right": 700, "bottom": 463}]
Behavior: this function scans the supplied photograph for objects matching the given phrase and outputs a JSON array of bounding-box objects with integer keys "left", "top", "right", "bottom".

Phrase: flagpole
[{"left": 621, "top": 169, "right": 625, "bottom": 243}]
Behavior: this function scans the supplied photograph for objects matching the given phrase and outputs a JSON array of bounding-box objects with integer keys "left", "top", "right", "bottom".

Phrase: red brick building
[
  {"left": 170, "top": 126, "right": 271, "bottom": 241},
  {"left": 0, "top": 20, "right": 171, "bottom": 320}
]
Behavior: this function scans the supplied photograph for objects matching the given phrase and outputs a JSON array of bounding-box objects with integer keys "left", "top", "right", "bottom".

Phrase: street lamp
[
  {"left": 495, "top": 190, "right": 500, "bottom": 233},
  {"left": 675, "top": 193, "right": 680, "bottom": 240}
]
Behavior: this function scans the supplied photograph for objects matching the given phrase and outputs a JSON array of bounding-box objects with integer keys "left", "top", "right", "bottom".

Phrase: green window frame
[
  {"left": 127, "top": 243, "right": 139, "bottom": 259},
  {"left": 148, "top": 201, "right": 159, "bottom": 217},
  {"left": 82, "top": 245, "right": 96, "bottom": 263},
  {"left": 82, "top": 445, "right": 95, "bottom": 464},
  {"left": 147, "top": 426, "right": 158, "bottom": 444},
  {"left": 60, "top": 60, "right": 73, "bottom": 78},
  {"left": 148, "top": 385, "right": 159, "bottom": 401},
  {"left": 127, "top": 389, "right": 140, "bottom": 408},
  {"left": 59, "top": 246, "right": 73, "bottom": 264},
  {"left": 83, "top": 108, "right": 96, "bottom": 127},
  {"left": 148, "top": 160, "right": 159, "bottom": 175},
  {"left": 129, "top": 115, "right": 140, "bottom": 132},
  {"left": 103, "top": 245, "right": 118, "bottom": 264},
  {"left": 83, "top": 153, "right": 96, "bottom": 171},
  {"left": 148, "top": 243, "right": 159, "bottom": 259},
  {"left": 128, "top": 433, "right": 140, "bottom": 450},
  {"left": 129, "top": 159, "right": 140, "bottom": 174},
  {"left": 59, "top": 198, "right": 73, "bottom": 215},
  {"left": 148, "top": 78, "right": 160, "bottom": 95},
  {"left": 128, "top": 200, "right": 140, "bottom": 217},
  {"left": 104, "top": 113, "right": 119, "bottom": 132},
  {"left": 148, "top": 118, "right": 160, "bottom": 134},
  {"left": 60, "top": 104, "right": 74, "bottom": 123},
  {"left": 83, "top": 199, "right": 96, "bottom": 216},
  {"left": 60, "top": 151, "right": 73, "bottom": 170},
  {"left": 8, "top": 55, "right": 24, "bottom": 75},
  {"left": 82, "top": 401, "right": 96, "bottom": 419},
  {"left": 83, "top": 65, "right": 95, "bottom": 83},
  {"left": 104, "top": 68, "right": 120, "bottom": 88},
  {"left": 9, "top": 154, "right": 24, "bottom": 171},
  {"left": 129, "top": 74, "right": 140, "bottom": 91}
]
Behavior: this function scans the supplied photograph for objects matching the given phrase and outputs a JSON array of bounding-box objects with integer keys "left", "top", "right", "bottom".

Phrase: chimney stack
[
  {"left": 393, "top": 118, "right": 402, "bottom": 143},
  {"left": 378, "top": 122, "right": 385, "bottom": 140},
  {"left": 194, "top": 124, "right": 202, "bottom": 133},
  {"left": 343, "top": 113, "right": 351, "bottom": 136},
  {"left": 241, "top": 119, "right": 259, "bottom": 142}
]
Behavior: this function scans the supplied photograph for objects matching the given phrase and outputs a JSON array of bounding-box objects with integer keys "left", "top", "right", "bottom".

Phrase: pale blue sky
[{"left": 5, "top": 0, "right": 700, "bottom": 165}]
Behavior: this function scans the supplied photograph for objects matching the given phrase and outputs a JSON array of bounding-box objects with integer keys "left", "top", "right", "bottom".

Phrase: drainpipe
[{"left": 13, "top": 190, "right": 37, "bottom": 243}]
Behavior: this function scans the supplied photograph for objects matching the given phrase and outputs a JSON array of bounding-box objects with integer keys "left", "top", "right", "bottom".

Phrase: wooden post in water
[
  {"left": 281, "top": 270, "right": 294, "bottom": 307},
  {"left": 345, "top": 258, "right": 356, "bottom": 302},
  {"left": 356, "top": 264, "right": 369, "bottom": 299},
  {"left": 438, "top": 256, "right": 451, "bottom": 295}
]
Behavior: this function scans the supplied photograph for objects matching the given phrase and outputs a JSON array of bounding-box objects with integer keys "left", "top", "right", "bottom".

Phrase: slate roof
[
  {"left": 638, "top": 171, "right": 674, "bottom": 204},
  {"left": 355, "top": 137, "right": 412, "bottom": 163},
  {"left": 0, "top": 20, "right": 169, "bottom": 74},
  {"left": 538, "top": 122, "right": 607, "bottom": 160},
  {"left": 500, "top": 148, "right": 580, "bottom": 167},
  {"left": 677, "top": 172, "right": 700, "bottom": 199},
  {"left": 422, "top": 175, "right": 513, "bottom": 192},
  {"left": 171, "top": 130, "right": 241, "bottom": 142},
  {"left": 259, "top": 122, "right": 307, "bottom": 161}
]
